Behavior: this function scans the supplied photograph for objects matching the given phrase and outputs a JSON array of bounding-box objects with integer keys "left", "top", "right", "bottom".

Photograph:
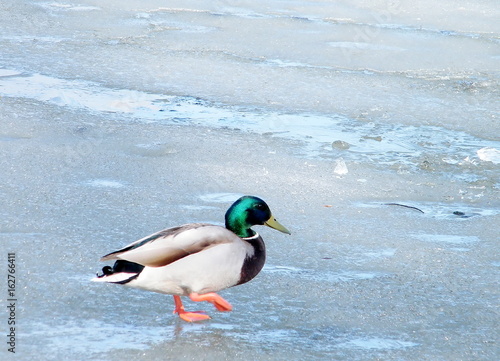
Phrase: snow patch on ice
[
  {"left": 413, "top": 234, "right": 480, "bottom": 245},
  {"left": 180, "top": 205, "right": 218, "bottom": 210},
  {"left": 0, "top": 69, "right": 22, "bottom": 77},
  {"left": 364, "top": 248, "right": 397, "bottom": 259},
  {"left": 199, "top": 192, "right": 244, "bottom": 203},
  {"left": 477, "top": 147, "right": 500, "bottom": 164},
  {"left": 85, "top": 179, "right": 126, "bottom": 188},
  {"left": 265, "top": 264, "right": 389, "bottom": 283},
  {"left": 130, "top": 143, "right": 178, "bottom": 157},
  {"left": 329, "top": 42, "right": 405, "bottom": 51},
  {"left": 264, "top": 265, "right": 305, "bottom": 274},
  {"left": 334, "top": 157, "right": 348, "bottom": 175},
  {"left": 37, "top": 2, "right": 100, "bottom": 12},
  {"left": 336, "top": 337, "right": 418, "bottom": 350},
  {"left": 0, "top": 73, "right": 164, "bottom": 116},
  {"left": 325, "top": 270, "right": 389, "bottom": 282}
]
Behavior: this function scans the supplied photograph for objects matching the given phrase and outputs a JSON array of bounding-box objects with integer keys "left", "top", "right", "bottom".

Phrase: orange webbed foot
[
  {"left": 189, "top": 292, "right": 233, "bottom": 312},
  {"left": 177, "top": 311, "right": 211, "bottom": 322},
  {"left": 172, "top": 295, "right": 211, "bottom": 322}
]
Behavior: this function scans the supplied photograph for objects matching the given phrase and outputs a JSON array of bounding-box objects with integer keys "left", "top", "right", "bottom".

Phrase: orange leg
[
  {"left": 189, "top": 292, "right": 233, "bottom": 312},
  {"left": 172, "top": 295, "right": 210, "bottom": 322}
]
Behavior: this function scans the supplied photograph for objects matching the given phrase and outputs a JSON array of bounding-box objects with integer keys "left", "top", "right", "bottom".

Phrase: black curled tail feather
[
  {"left": 96, "top": 260, "right": 145, "bottom": 284},
  {"left": 112, "top": 260, "right": 145, "bottom": 274},
  {"left": 100, "top": 266, "right": 113, "bottom": 276}
]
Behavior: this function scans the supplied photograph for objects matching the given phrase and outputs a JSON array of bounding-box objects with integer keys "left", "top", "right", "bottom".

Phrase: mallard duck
[{"left": 92, "top": 195, "right": 290, "bottom": 322}]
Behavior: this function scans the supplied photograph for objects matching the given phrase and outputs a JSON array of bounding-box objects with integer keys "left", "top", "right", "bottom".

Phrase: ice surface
[
  {"left": 1, "top": 71, "right": 497, "bottom": 188},
  {"left": 1, "top": 0, "right": 499, "bottom": 360}
]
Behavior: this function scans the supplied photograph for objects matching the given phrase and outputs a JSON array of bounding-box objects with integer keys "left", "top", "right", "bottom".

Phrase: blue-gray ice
[{"left": 0, "top": 1, "right": 498, "bottom": 360}]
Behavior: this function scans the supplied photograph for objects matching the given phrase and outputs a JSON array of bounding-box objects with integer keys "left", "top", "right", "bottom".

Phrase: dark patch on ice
[
  {"left": 385, "top": 203, "right": 425, "bottom": 213},
  {"left": 452, "top": 210, "right": 477, "bottom": 218}
]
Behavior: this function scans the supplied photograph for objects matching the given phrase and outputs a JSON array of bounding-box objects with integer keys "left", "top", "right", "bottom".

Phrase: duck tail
[{"left": 91, "top": 260, "right": 145, "bottom": 285}]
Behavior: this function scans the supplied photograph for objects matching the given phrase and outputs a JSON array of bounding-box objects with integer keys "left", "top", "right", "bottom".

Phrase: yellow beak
[{"left": 265, "top": 215, "right": 291, "bottom": 235}]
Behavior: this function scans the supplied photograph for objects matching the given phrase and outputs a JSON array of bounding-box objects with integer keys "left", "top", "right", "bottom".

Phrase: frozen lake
[{"left": 1, "top": 0, "right": 499, "bottom": 360}]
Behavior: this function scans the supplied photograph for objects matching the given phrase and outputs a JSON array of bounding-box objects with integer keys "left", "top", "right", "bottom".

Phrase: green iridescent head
[{"left": 224, "top": 196, "right": 290, "bottom": 238}]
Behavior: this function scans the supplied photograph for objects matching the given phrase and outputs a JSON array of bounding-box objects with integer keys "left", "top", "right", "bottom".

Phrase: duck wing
[{"left": 100, "top": 223, "right": 238, "bottom": 268}]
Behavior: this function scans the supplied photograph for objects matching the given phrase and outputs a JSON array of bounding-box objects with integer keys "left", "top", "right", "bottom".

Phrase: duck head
[{"left": 225, "top": 196, "right": 291, "bottom": 238}]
